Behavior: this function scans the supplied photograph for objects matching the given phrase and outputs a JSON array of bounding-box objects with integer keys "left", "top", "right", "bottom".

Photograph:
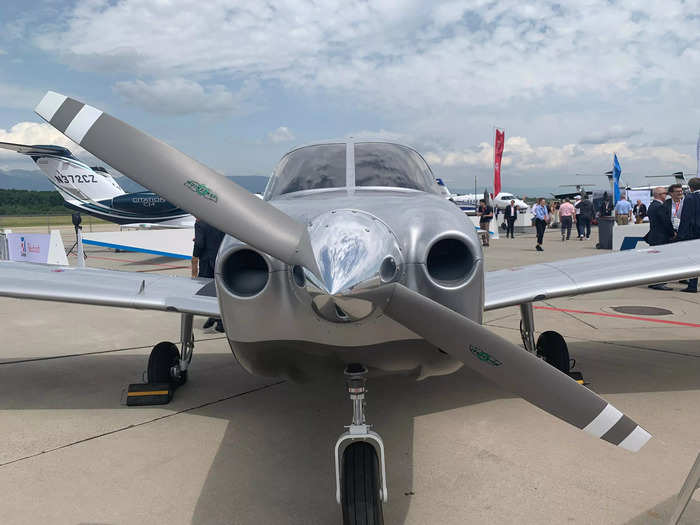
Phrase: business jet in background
[
  {"left": 436, "top": 179, "right": 528, "bottom": 214},
  {"left": 0, "top": 141, "right": 194, "bottom": 228}
]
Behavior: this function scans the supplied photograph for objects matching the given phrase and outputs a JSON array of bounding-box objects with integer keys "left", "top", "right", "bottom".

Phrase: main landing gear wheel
[
  {"left": 147, "top": 341, "right": 185, "bottom": 387},
  {"left": 536, "top": 331, "right": 570, "bottom": 374},
  {"left": 342, "top": 442, "right": 384, "bottom": 525}
]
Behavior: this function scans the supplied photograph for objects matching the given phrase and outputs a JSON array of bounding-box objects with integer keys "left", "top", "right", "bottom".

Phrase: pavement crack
[{"left": 0, "top": 380, "right": 285, "bottom": 469}]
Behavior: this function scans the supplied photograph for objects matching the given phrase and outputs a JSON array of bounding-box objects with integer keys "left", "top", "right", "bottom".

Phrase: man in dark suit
[
  {"left": 677, "top": 177, "right": 700, "bottom": 293},
  {"left": 633, "top": 200, "right": 647, "bottom": 223},
  {"left": 503, "top": 199, "right": 518, "bottom": 238},
  {"left": 644, "top": 187, "right": 674, "bottom": 290},
  {"left": 192, "top": 218, "right": 226, "bottom": 330}
]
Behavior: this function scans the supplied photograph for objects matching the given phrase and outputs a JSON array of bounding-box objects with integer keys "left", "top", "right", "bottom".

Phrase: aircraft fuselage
[{"left": 215, "top": 188, "right": 484, "bottom": 382}]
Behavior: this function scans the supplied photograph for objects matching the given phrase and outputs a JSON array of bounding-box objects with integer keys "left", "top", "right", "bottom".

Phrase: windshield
[
  {"left": 354, "top": 142, "right": 436, "bottom": 192},
  {"left": 266, "top": 143, "right": 346, "bottom": 198}
]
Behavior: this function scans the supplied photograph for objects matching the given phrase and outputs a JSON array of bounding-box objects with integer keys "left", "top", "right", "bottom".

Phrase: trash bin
[{"left": 596, "top": 216, "right": 615, "bottom": 249}]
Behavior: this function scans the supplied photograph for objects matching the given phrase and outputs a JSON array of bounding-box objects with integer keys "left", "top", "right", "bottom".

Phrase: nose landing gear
[{"left": 334, "top": 364, "right": 387, "bottom": 525}]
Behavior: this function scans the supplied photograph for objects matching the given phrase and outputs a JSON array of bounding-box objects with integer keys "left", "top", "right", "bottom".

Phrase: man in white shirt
[{"left": 667, "top": 183, "right": 684, "bottom": 234}]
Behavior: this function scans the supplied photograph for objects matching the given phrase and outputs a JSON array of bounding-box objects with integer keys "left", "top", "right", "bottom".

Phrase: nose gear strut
[{"left": 334, "top": 363, "right": 388, "bottom": 516}]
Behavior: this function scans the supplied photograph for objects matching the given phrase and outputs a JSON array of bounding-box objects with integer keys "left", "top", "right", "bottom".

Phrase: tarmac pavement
[{"left": 0, "top": 224, "right": 698, "bottom": 524}]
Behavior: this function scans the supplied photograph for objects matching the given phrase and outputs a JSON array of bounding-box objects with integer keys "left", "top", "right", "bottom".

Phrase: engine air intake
[
  {"left": 426, "top": 238, "right": 474, "bottom": 284},
  {"left": 221, "top": 249, "right": 269, "bottom": 297}
]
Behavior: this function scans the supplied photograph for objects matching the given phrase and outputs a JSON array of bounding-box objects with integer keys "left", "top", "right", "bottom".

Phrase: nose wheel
[{"left": 334, "top": 364, "right": 387, "bottom": 525}]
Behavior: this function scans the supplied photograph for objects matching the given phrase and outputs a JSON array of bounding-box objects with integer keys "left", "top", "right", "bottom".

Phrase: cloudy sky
[{"left": 0, "top": 0, "right": 698, "bottom": 193}]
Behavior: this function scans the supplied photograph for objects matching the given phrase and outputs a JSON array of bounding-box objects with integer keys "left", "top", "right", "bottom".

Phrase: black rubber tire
[
  {"left": 147, "top": 341, "right": 180, "bottom": 385},
  {"left": 536, "top": 331, "right": 570, "bottom": 373},
  {"left": 341, "top": 442, "right": 384, "bottom": 525}
]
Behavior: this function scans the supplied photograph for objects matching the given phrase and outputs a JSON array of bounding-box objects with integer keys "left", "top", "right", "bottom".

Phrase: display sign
[
  {"left": 6, "top": 231, "right": 68, "bottom": 265},
  {"left": 626, "top": 189, "right": 651, "bottom": 208}
]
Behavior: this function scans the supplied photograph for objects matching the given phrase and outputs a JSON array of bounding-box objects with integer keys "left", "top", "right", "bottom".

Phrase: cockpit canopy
[{"left": 264, "top": 141, "right": 440, "bottom": 199}]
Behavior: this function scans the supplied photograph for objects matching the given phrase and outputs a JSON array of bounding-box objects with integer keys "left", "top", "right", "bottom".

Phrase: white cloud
[
  {"left": 113, "top": 78, "right": 259, "bottom": 115},
  {"left": 268, "top": 126, "right": 295, "bottom": 143},
  {"left": 0, "top": 49, "right": 7, "bottom": 55},
  {"left": 425, "top": 136, "right": 694, "bottom": 173},
  {"left": 33, "top": 1, "right": 700, "bottom": 112}
]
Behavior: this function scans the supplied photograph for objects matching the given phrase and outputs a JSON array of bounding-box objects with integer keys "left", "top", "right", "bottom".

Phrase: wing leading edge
[
  {"left": 0, "top": 261, "right": 219, "bottom": 317},
  {"left": 485, "top": 239, "right": 700, "bottom": 311}
]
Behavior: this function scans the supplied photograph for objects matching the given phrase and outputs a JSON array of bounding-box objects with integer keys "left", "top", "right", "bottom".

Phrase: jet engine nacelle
[{"left": 107, "top": 192, "right": 184, "bottom": 216}]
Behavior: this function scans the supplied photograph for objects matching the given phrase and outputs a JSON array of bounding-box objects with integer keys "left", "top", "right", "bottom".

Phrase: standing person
[
  {"left": 633, "top": 199, "right": 647, "bottom": 224},
  {"left": 477, "top": 199, "right": 493, "bottom": 247},
  {"left": 558, "top": 198, "right": 576, "bottom": 241},
  {"left": 503, "top": 199, "right": 518, "bottom": 239},
  {"left": 614, "top": 194, "right": 633, "bottom": 225},
  {"left": 577, "top": 195, "right": 594, "bottom": 239},
  {"left": 676, "top": 177, "right": 700, "bottom": 293},
  {"left": 192, "top": 218, "right": 226, "bottom": 331},
  {"left": 600, "top": 192, "right": 613, "bottom": 218},
  {"left": 666, "top": 183, "right": 685, "bottom": 238},
  {"left": 574, "top": 195, "right": 583, "bottom": 239},
  {"left": 644, "top": 187, "right": 674, "bottom": 290},
  {"left": 533, "top": 197, "right": 549, "bottom": 251},
  {"left": 551, "top": 201, "right": 560, "bottom": 228}
]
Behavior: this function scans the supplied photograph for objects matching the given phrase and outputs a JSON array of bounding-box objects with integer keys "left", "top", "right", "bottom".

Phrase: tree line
[{"left": 0, "top": 189, "right": 68, "bottom": 215}]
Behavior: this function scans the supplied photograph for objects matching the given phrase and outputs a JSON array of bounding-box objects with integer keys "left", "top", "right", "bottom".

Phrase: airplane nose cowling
[{"left": 301, "top": 209, "right": 403, "bottom": 323}]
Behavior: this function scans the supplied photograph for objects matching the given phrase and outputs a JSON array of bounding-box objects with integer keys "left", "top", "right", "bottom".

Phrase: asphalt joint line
[
  {"left": 488, "top": 321, "right": 700, "bottom": 359},
  {"left": 0, "top": 380, "right": 286, "bottom": 469},
  {"left": 0, "top": 336, "right": 228, "bottom": 366}
]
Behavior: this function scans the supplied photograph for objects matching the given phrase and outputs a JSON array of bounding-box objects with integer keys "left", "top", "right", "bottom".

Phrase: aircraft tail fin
[{"left": 0, "top": 141, "right": 125, "bottom": 204}]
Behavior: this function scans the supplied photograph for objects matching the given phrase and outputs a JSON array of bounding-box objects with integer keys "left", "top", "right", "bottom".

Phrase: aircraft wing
[
  {"left": 484, "top": 239, "right": 700, "bottom": 311},
  {"left": 0, "top": 261, "right": 219, "bottom": 317}
]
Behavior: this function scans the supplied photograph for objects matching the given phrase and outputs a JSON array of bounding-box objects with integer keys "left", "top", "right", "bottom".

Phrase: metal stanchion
[
  {"left": 668, "top": 452, "right": 700, "bottom": 525},
  {"left": 66, "top": 213, "right": 86, "bottom": 267}
]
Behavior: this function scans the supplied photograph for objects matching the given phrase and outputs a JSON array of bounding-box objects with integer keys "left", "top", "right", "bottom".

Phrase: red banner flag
[{"left": 494, "top": 128, "right": 505, "bottom": 196}]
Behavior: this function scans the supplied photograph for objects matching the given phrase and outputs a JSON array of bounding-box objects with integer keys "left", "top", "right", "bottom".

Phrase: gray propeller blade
[
  {"left": 368, "top": 284, "right": 650, "bottom": 452},
  {"left": 34, "top": 91, "right": 319, "bottom": 275}
]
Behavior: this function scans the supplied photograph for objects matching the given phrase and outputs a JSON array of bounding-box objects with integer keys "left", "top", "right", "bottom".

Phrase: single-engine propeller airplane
[{"left": 1, "top": 91, "right": 700, "bottom": 524}]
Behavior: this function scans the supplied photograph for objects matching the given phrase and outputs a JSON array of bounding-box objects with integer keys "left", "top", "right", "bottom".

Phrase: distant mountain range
[{"left": 0, "top": 168, "right": 270, "bottom": 194}]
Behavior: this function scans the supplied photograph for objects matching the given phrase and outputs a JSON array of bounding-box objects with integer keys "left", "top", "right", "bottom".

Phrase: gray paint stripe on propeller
[
  {"left": 49, "top": 97, "right": 84, "bottom": 134},
  {"left": 600, "top": 414, "right": 639, "bottom": 446}
]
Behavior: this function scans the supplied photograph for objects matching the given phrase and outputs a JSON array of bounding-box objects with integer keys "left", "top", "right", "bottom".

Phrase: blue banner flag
[{"left": 612, "top": 154, "right": 621, "bottom": 203}]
